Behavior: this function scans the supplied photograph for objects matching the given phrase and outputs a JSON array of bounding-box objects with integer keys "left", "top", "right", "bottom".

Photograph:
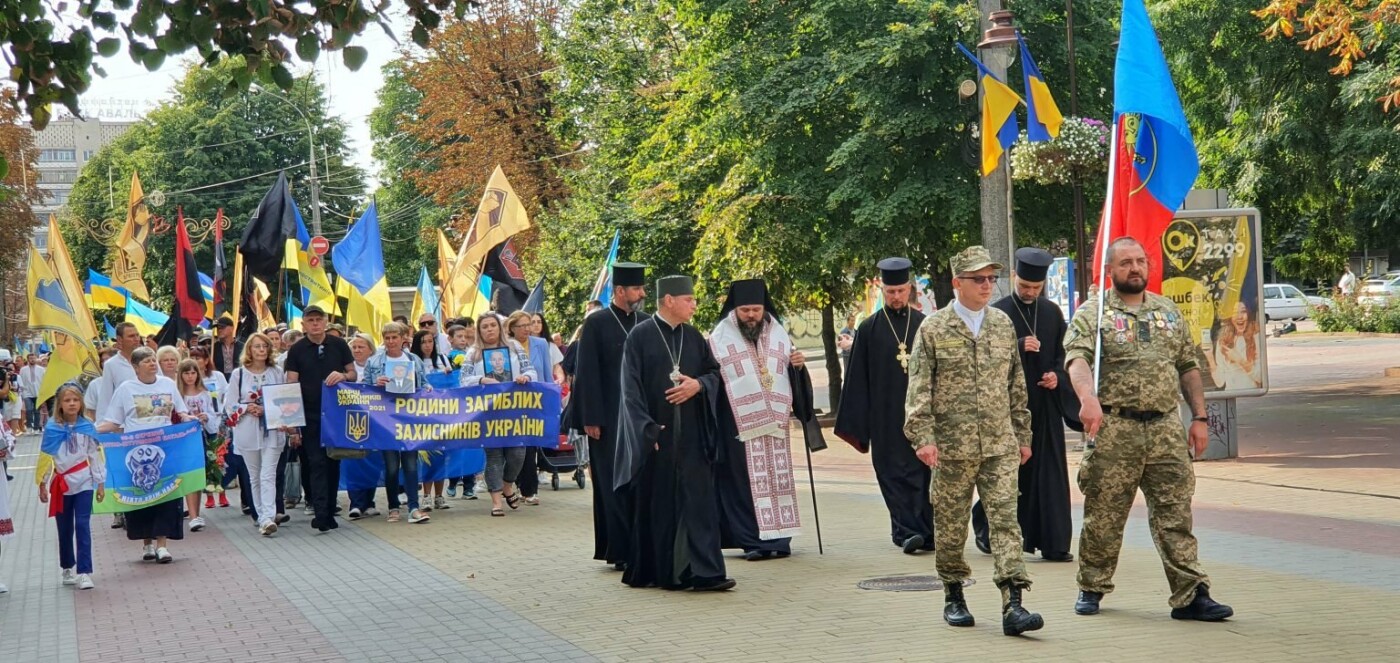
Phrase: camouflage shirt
[
  {"left": 903, "top": 305, "right": 1031, "bottom": 460},
  {"left": 1064, "top": 289, "right": 1198, "bottom": 413}
]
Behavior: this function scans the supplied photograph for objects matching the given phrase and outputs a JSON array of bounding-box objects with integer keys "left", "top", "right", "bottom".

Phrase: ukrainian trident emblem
[{"left": 346, "top": 411, "right": 369, "bottom": 444}]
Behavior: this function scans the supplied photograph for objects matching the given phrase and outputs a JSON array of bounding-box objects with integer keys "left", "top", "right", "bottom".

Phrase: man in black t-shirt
[{"left": 283, "top": 305, "right": 357, "bottom": 532}]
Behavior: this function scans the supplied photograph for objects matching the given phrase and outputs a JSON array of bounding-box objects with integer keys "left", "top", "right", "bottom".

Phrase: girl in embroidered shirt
[
  {"left": 178, "top": 359, "right": 222, "bottom": 531},
  {"left": 37, "top": 383, "right": 106, "bottom": 590}
]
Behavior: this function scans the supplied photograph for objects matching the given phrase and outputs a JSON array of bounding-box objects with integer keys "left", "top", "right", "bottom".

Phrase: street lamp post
[
  {"left": 253, "top": 88, "right": 323, "bottom": 236},
  {"left": 978, "top": 7, "right": 1020, "bottom": 294}
]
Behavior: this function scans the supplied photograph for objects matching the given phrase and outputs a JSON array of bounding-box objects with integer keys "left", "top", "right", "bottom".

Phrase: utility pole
[
  {"left": 1066, "top": 0, "right": 1088, "bottom": 301},
  {"left": 978, "top": 6, "right": 1019, "bottom": 295}
]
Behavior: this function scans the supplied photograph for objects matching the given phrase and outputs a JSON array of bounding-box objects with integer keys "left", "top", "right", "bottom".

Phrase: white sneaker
[
  {"left": 155, "top": 547, "right": 173, "bottom": 564},
  {"left": 76, "top": 574, "right": 94, "bottom": 590},
  {"left": 189, "top": 516, "right": 206, "bottom": 532},
  {"left": 61, "top": 568, "right": 77, "bottom": 585},
  {"left": 0, "top": 582, "right": 8, "bottom": 593},
  {"left": 364, "top": 507, "right": 380, "bottom": 517},
  {"left": 347, "top": 508, "right": 363, "bottom": 520},
  {"left": 260, "top": 521, "right": 278, "bottom": 536},
  {"left": 142, "top": 544, "right": 156, "bottom": 561},
  {"left": 303, "top": 505, "right": 315, "bottom": 515},
  {"left": 434, "top": 496, "right": 450, "bottom": 510}
]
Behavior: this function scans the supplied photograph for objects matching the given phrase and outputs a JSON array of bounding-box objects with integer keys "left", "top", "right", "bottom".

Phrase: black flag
[
  {"left": 484, "top": 239, "right": 531, "bottom": 314},
  {"left": 240, "top": 171, "right": 297, "bottom": 283}
]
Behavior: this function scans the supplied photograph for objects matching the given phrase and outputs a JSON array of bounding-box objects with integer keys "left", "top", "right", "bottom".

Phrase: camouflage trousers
[
  {"left": 1076, "top": 414, "right": 1209, "bottom": 608},
  {"left": 932, "top": 452, "right": 1030, "bottom": 589}
]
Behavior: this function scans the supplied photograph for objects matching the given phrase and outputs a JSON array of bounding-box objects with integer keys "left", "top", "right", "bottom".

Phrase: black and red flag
[
  {"left": 483, "top": 238, "right": 531, "bottom": 314},
  {"left": 155, "top": 208, "right": 208, "bottom": 346}
]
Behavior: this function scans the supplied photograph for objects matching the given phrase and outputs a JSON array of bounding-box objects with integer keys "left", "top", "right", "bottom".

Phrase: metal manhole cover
[{"left": 856, "top": 575, "right": 976, "bottom": 592}]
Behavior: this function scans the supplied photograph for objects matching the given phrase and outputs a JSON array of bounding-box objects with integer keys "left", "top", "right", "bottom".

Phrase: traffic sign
[
  {"left": 310, "top": 235, "right": 330, "bottom": 256},
  {"left": 308, "top": 255, "right": 321, "bottom": 268}
]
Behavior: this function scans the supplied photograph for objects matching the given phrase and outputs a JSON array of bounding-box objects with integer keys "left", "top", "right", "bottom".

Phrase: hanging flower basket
[{"left": 1009, "top": 116, "right": 1110, "bottom": 185}]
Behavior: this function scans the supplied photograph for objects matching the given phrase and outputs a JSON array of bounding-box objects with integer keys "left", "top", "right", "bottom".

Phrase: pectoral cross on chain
[{"left": 896, "top": 342, "right": 910, "bottom": 373}]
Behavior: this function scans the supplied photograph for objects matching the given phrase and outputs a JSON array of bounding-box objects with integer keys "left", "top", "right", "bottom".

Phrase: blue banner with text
[{"left": 321, "top": 381, "right": 562, "bottom": 451}]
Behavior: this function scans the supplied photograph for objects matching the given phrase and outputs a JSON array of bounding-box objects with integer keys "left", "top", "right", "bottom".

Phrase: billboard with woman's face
[{"left": 1159, "top": 208, "right": 1267, "bottom": 398}]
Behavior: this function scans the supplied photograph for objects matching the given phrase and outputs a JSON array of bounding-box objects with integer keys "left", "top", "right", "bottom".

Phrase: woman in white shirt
[
  {"left": 177, "top": 359, "right": 222, "bottom": 532},
  {"left": 37, "top": 383, "right": 106, "bottom": 589},
  {"left": 459, "top": 313, "right": 536, "bottom": 516},
  {"left": 156, "top": 345, "right": 183, "bottom": 382},
  {"left": 97, "top": 346, "right": 193, "bottom": 563},
  {"left": 345, "top": 333, "right": 381, "bottom": 520},
  {"left": 223, "top": 333, "right": 287, "bottom": 536}
]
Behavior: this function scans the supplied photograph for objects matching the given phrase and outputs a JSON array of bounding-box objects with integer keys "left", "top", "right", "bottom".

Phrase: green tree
[{"left": 62, "top": 58, "right": 365, "bottom": 312}]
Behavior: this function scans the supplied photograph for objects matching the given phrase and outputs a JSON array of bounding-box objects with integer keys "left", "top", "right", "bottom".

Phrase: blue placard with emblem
[{"left": 321, "top": 381, "right": 561, "bottom": 451}]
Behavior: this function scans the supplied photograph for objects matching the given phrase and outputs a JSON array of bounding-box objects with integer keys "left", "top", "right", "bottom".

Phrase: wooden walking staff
[{"left": 803, "top": 437, "right": 824, "bottom": 555}]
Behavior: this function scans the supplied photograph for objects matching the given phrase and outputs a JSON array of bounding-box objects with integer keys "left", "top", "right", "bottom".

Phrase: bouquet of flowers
[
  {"left": 1009, "top": 116, "right": 1111, "bottom": 185},
  {"left": 224, "top": 388, "right": 261, "bottom": 429}
]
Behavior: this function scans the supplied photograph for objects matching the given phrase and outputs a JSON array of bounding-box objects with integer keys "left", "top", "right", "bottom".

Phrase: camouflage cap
[{"left": 950, "top": 245, "right": 1003, "bottom": 276}]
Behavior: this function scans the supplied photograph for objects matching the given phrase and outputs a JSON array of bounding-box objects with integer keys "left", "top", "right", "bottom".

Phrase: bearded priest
[{"left": 709, "top": 279, "right": 809, "bottom": 561}]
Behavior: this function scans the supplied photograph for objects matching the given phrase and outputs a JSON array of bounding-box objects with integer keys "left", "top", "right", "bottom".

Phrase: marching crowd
[
  {"left": 2, "top": 244, "right": 1235, "bottom": 640},
  {"left": 0, "top": 304, "right": 568, "bottom": 592}
]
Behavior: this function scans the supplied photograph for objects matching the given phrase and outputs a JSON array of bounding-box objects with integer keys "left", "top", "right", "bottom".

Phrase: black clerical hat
[
  {"left": 877, "top": 257, "right": 913, "bottom": 285},
  {"left": 1014, "top": 247, "right": 1054, "bottom": 283},
  {"left": 612, "top": 262, "right": 646, "bottom": 287},
  {"left": 656, "top": 275, "right": 694, "bottom": 299},
  {"left": 720, "top": 278, "right": 776, "bottom": 318}
]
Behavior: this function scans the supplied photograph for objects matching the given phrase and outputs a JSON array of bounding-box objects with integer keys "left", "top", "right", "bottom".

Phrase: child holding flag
[{"left": 37, "top": 384, "right": 106, "bottom": 590}]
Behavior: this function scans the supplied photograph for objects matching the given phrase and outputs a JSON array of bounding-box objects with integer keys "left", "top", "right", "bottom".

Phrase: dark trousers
[
  {"left": 348, "top": 489, "right": 376, "bottom": 510},
  {"left": 302, "top": 423, "right": 341, "bottom": 524},
  {"left": 225, "top": 450, "right": 254, "bottom": 513},
  {"left": 275, "top": 446, "right": 291, "bottom": 512},
  {"left": 56, "top": 490, "right": 94, "bottom": 574},
  {"left": 383, "top": 451, "right": 420, "bottom": 511},
  {"left": 517, "top": 447, "right": 540, "bottom": 497},
  {"left": 588, "top": 433, "right": 631, "bottom": 564}
]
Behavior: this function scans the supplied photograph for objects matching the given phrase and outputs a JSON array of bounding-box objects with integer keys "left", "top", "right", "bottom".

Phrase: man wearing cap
[
  {"left": 283, "top": 304, "right": 357, "bottom": 532},
  {"left": 904, "top": 245, "right": 1042, "bottom": 635},
  {"left": 835, "top": 257, "right": 934, "bottom": 554},
  {"left": 212, "top": 317, "right": 242, "bottom": 380},
  {"left": 971, "top": 247, "right": 1080, "bottom": 562},
  {"left": 709, "top": 279, "right": 809, "bottom": 561},
  {"left": 615, "top": 275, "right": 732, "bottom": 591},
  {"left": 573, "top": 262, "right": 647, "bottom": 569},
  {"left": 1064, "top": 237, "right": 1232, "bottom": 621}
]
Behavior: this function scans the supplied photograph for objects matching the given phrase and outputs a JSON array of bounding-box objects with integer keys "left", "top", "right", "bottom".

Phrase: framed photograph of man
[
  {"left": 262, "top": 383, "right": 307, "bottom": 429},
  {"left": 482, "top": 347, "right": 513, "bottom": 383}
]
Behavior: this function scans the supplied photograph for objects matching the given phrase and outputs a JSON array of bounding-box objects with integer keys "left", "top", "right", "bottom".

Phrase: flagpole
[{"left": 1090, "top": 117, "right": 1122, "bottom": 399}]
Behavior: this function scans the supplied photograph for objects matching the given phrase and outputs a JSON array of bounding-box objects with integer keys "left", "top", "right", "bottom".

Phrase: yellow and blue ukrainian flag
[
  {"left": 957, "top": 43, "right": 1024, "bottom": 176},
  {"left": 1018, "top": 31, "right": 1063, "bottom": 141}
]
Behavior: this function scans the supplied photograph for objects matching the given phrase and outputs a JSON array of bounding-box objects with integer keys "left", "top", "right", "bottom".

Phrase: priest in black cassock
[
  {"left": 710, "top": 279, "right": 808, "bottom": 561},
  {"left": 835, "top": 258, "right": 934, "bottom": 554},
  {"left": 615, "top": 275, "right": 734, "bottom": 591},
  {"left": 573, "top": 262, "right": 648, "bottom": 569},
  {"left": 972, "top": 247, "right": 1080, "bottom": 562}
]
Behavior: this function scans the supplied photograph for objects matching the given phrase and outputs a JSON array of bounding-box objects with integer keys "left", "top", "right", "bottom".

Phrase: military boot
[
  {"left": 942, "top": 582, "right": 975, "bottom": 627},
  {"left": 1001, "top": 585, "right": 1045, "bottom": 636}
]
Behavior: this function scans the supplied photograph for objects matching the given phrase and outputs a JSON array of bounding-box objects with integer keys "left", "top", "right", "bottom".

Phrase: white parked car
[
  {"left": 1357, "top": 274, "right": 1400, "bottom": 308},
  {"left": 1263, "top": 283, "right": 1311, "bottom": 321}
]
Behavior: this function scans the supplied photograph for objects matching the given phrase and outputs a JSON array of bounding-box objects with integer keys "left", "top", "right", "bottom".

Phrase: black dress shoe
[
  {"left": 974, "top": 532, "right": 991, "bottom": 555},
  {"left": 691, "top": 577, "right": 737, "bottom": 591},
  {"left": 743, "top": 550, "right": 775, "bottom": 561},
  {"left": 1170, "top": 584, "right": 1234, "bottom": 621},
  {"left": 1041, "top": 551, "right": 1074, "bottom": 562},
  {"left": 901, "top": 534, "right": 926, "bottom": 554},
  {"left": 1075, "top": 590, "right": 1103, "bottom": 615},
  {"left": 612, "top": 562, "right": 627, "bottom": 571}
]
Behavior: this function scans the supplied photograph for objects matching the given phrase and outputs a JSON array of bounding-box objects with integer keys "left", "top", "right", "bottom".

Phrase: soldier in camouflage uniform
[
  {"left": 1064, "top": 237, "right": 1233, "bottom": 622},
  {"left": 904, "top": 246, "right": 1043, "bottom": 636}
]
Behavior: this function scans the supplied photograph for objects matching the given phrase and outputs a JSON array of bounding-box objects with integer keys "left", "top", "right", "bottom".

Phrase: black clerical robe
[
  {"left": 834, "top": 305, "right": 934, "bottom": 549},
  {"left": 573, "top": 304, "right": 640, "bottom": 564},
  {"left": 973, "top": 295, "right": 1077, "bottom": 556},
  {"left": 616, "top": 315, "right": 726, "bottom": 588}
]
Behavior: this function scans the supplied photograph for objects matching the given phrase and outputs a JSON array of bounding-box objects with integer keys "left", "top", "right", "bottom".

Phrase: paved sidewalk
[{"left": 1, "top": 334, "right": 1397, "bottom": 661}]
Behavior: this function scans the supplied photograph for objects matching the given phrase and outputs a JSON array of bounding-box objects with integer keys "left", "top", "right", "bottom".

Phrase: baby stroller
[{"left": 539, "top": 432, "right": 588, "bottom": 490}]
